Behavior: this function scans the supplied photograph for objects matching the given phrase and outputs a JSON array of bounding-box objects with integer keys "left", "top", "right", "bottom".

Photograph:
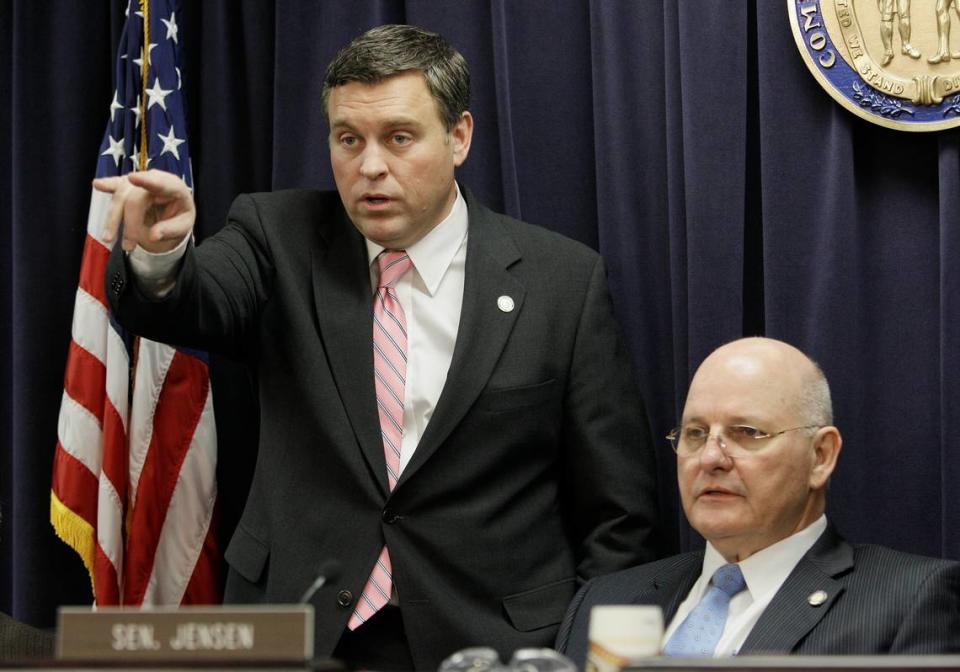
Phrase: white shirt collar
[
  {"left": 700, "top": 514, "right": 827, "bottom": 603},
  {"left": 365, "top": 182, "right": 469, "bottom": 296}
]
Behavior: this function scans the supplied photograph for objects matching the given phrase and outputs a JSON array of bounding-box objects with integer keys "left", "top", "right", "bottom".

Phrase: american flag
[{"left": 50, "top": 0, "right": 220, "bottom": 606}]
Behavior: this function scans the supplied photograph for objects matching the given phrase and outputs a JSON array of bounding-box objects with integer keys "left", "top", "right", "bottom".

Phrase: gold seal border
[{"left": 788, "top": 0, "right": 960, "bottom": 132}]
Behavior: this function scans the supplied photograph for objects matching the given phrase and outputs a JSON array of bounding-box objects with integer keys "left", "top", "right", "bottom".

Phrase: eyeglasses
[{"left": 666, "top": 424, "right": 821, "bottom": 457}]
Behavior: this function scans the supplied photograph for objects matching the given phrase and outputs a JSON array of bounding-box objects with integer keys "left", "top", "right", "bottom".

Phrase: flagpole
[
  {"left": 130, "top": 0, "right": 150, "bottom": 411},
  {"left": 139, "top": 0, "right": 149, "bottom": 172}
]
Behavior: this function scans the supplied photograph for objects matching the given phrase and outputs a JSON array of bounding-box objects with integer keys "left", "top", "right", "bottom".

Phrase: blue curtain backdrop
[{"left": 3, "top": 1, "right": 959, "bottom": 627}]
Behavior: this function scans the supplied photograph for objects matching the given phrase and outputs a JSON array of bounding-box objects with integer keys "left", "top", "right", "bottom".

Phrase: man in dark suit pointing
[
  {"left": 557, "top": 337, "right": 960, "bottom": 665},
  {"left": 95, "top": 24, "right": 660, "bottom": 671}
]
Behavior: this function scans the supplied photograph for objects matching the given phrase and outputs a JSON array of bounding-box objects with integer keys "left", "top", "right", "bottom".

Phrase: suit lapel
[
  {"left": 311, "top": 213, "right": 389, "bottom": 495},
  {"left": 635, "top": 555, "right": 703, "bottom": 624},
  {"left": 740, "top": 525, "right": 852, "bottom": 654},
  {"left": 397, "top": 191, "right": 524, "bottom": 485}
]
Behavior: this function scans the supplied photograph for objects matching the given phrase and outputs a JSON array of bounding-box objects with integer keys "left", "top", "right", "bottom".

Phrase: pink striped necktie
[{"left": 348, "top": 250, "right": 412, "bottom": 630}]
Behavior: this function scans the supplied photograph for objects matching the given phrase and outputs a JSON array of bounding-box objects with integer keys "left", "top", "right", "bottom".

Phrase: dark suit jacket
[
  {"left": 107, "top": 186, "right": 659, "bottom": 670},
  {"left": 557, "top": 524, "right": 960, "bottom": 667},
  {"left": 0, "top": 612, "right": 54, "bottom": 661}
]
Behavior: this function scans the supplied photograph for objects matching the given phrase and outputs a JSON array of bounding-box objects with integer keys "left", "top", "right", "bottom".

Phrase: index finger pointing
[
  {"left": 127, "top": 169, "right": 191, "bottom": 200},
  {"left": 92, "top": 176, "right": 123, "bottom": 194}
]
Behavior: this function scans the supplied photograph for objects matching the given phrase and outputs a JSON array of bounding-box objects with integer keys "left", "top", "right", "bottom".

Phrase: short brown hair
[{"left": 322, "top": 24, "right": 470, "bottom": 131}]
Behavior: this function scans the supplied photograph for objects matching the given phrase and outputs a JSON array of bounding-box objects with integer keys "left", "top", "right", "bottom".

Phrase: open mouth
[{"left": 362, "top": 193, "right": 392, "bottom": 205}]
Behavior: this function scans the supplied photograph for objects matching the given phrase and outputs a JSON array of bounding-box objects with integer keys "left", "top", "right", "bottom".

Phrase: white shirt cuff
[{"left": 127, "top": 235, "right": 191, "bottom": 299}]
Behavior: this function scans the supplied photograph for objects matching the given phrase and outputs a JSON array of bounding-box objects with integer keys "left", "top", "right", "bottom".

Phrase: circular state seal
[{"left": 789, "top": 0, "right": 960, "bottom": 131}]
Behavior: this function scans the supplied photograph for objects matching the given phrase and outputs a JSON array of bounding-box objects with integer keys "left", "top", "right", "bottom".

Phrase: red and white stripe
[{"left": 51, "top": 189, "right": 220, "bottom": 606}]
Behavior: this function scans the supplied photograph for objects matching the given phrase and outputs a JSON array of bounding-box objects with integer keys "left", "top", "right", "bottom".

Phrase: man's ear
[
  {"left": 451, "top": 111, "right": 473, "bottom": 167},
  {"left": 809, "top": 426, "right": 842, "bottom": 490}
]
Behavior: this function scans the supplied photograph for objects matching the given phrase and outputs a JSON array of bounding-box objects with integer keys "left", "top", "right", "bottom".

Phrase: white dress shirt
[
  {"left": 128, "top": 233, "right": 189, "bottom": 297},
  {"left": 128, "top": 184, "right": 469, "bottom": 476},
  {"left": 364, "top": 185, "right": 467, "bottom": 474},
  {"left": 662, "top": 515, "right": 827, "bottom": 656}
]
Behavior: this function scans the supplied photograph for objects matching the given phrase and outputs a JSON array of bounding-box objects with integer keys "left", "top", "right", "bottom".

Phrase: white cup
[{"left": 587, "top": 604, "right": 663, "bottom": 660}]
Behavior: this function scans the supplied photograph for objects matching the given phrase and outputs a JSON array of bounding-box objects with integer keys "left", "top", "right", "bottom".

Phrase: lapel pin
[
  {"left": 807, "top": 590, "right": 828, "bottom": 607},
  {"left": 497, "top": 295, "right": 515, "bottom": 313}
]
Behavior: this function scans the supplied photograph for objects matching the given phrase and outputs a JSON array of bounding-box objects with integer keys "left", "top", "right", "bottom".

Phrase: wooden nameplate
[{"left": 57, "top": 604, "right": 314, "bottom": 664}]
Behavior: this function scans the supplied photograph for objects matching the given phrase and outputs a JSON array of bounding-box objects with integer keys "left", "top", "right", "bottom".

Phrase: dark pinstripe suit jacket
[
  {"left": 0, "top": 612, "right": 54, "bottom": 661},
  {"left": 556, "top": 524, "right": 960, "bottom": 666}
]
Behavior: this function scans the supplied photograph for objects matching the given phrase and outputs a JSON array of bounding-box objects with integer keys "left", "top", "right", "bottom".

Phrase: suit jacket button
[
  {"left": 110, "top": 272, "right": 124, "bottom": 295},
  {"left": 336, "top": 590, "right": 353, "bottom": 607},
  {"left": 382, "top": 508, "right": 399, "bottom": 524}
]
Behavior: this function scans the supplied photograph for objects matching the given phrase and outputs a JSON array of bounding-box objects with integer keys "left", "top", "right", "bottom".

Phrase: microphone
[{"left": 299, "top": 559, "right": 342, "bottom": 604}]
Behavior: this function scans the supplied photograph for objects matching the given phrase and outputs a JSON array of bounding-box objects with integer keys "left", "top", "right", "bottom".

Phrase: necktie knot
[
  {"left": 376, "top": 250, "right": 412, "bottom": 289},
  {"left": 711, "top": 563, "right": 746, "bottom": 597},
  {"left": 661, "top": 563, "right": 746, "bottom": 657}
]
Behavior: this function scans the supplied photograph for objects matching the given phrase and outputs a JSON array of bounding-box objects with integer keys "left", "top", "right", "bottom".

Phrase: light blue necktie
[{"left": 662, "top": 563, "right": 746, "bottom": 656}]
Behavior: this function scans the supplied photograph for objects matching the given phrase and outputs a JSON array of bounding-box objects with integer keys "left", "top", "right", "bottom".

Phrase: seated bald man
[{"left": 557, "top": 337, "right": 960, "bottom": 664}]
